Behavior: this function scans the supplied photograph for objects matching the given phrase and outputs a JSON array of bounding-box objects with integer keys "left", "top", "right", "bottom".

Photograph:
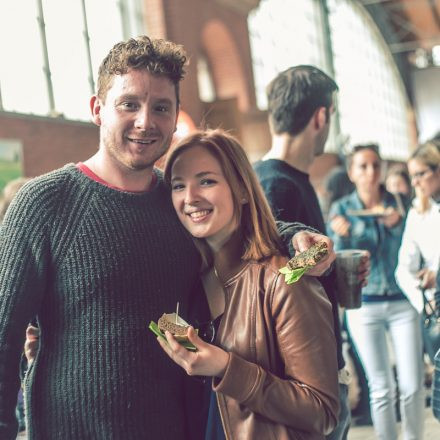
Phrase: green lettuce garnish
[
  {"left": 149, "top": 320, "right": 197, "bottom": 351},
  {"left": 279, "top": 266, "right": 310, "bottom": 284}
]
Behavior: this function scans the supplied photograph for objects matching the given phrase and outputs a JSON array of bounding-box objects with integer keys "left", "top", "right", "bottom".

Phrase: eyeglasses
[{"left": 410, "top": 168, "right": 432, "bottom": 181}]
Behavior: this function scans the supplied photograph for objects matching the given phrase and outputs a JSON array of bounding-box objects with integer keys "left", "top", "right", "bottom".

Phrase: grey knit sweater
[{"left": 0, "top": 164, "right": 201, "bottom": 439}]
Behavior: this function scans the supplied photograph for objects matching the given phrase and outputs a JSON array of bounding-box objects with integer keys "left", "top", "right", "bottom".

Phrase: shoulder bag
[{"left": 421, "top": 288, "right": 440, "bottom": 363}]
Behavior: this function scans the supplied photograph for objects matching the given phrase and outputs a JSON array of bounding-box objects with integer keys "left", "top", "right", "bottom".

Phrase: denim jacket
[{"left": 327, "top": 189, "right": 407, "bottom": 298}]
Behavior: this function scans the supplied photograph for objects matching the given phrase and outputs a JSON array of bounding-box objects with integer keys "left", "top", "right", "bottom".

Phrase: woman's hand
[
  {"left": 291, "top": 231, "right": 335, "bottom": 276},
  {"left": 25, "top": 325, "right": 40, "bottom": 364},
  {"left": 329, "top": 215, "right": 351, "bottom": 237},
  {"left": 358, "top": 251, "right": 371, "bottom": 287},
  {"left": 417, "top": 268, "right": 436, "bottom": 290},
  {"left": 157, "top": 326, "right": 229, "bottom": 378}
]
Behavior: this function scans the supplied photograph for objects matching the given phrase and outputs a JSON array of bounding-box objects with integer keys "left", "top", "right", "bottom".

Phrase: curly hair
[{"left": 97, "top": 35, "right": 187, "bottom": 105}]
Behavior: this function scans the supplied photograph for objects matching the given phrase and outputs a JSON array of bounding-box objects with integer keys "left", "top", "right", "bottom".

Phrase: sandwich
[
  {"left": 279, "top": 241, "right": 328, "bottom": 284},
  {"left": 149, "top": 313, "right": 197, "bottom": 351}
]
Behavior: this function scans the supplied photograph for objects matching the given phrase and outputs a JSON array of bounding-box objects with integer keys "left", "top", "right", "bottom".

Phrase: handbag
[{"left": 421, "top": 288, "right": 440, "bottom": 363}]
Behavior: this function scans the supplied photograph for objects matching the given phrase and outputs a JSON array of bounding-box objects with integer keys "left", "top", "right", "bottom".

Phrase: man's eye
[
  {"left": 121, "top": 102, "right": 138, "bottom": 110},
  {"left": 155, "top": 105, "right": 169, "bottom": 113}
]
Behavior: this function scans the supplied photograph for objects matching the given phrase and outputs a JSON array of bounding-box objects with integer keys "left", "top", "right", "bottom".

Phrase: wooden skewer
[{"left": 175, "top": 302, "right": 179, "bottom": 324}]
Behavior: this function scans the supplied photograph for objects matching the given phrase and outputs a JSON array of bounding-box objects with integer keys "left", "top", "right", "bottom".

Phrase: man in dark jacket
[{"left": 254, "top": 65, "right": 368, "bottom": 440}]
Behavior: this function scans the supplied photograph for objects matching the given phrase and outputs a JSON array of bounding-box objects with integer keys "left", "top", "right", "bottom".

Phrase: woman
[
  {"left": 158, "top": 129, "right": 339, "bottom": 439},
  {"left": 395, "top": 142, "right": 440, "bottom": 358},
  {"left": 385, "top": 165, "right": 412, "bottom": 198},
  {"left": 328, "top": 144, "right": 424, "bottom": 440}
]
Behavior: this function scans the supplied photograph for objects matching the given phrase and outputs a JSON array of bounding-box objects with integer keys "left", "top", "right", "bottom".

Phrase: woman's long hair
[{"left": 164, "top": 129, "right": 283, "bottom": 265}]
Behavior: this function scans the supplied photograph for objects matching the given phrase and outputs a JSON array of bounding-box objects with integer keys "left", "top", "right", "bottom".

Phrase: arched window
[
  {"left": 249, "top": 0, "right": 411, "bottom": 159},
  {"left": 0, "top": 0, "right": 145, "bottom": 120},
  {"left": 329, "top": 0, "right": 410, "bottom": 160}
]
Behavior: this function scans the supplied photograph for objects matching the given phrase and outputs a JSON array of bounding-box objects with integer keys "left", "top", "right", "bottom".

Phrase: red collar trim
[{"left": 76, "top": 162, "right": 157, "bottom": 193}]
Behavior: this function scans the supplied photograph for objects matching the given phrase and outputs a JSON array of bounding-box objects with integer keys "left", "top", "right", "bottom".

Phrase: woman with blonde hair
[
  {"left": 395, "top": 142, "right": 440, "bottom": 358},
  {"left": 157, "top": 129, "right": 339, "bottom": 439}
]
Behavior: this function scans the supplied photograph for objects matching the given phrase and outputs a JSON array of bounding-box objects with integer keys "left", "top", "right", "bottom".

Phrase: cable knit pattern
[{"left": 0, "top": 164, "right": 201, "bottom": 439}]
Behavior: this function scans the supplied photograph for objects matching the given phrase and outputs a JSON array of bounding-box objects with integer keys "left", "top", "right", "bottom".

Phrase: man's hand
[
  {"left": 292, "top": 231, "right": 336, "bottom": 276},
  {"left": 357, "top": 251, "right": 370, "bottom": 287},
  {"left": 379, "top": 208, "right": 402, "bottom": 228},
  {"left": 25, "top": 325, "right": 40, "bottom": 364},
  {"left": 157, "top": 326, "right": 229, "bottom": 378}
]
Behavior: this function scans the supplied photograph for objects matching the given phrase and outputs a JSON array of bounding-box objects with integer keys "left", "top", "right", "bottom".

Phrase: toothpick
[{"left": 175, "top": 302, "right": 179, "bottom": 324}]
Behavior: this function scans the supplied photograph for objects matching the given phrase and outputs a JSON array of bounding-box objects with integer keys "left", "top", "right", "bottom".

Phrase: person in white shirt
[{"left": 395, "top": 141, "right": 440, "bottom": 333}]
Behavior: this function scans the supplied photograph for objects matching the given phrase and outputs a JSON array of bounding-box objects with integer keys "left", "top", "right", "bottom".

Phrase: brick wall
[{"left": 0, "top": 112, "right": 98, "bottom": 177}]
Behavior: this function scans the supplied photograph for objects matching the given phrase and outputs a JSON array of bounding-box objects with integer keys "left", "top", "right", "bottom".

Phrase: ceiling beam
[{"left": 389, "top": 36, "right": 440, "bottom": 51}]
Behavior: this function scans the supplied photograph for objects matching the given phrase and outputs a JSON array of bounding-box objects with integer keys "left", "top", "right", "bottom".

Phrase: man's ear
[
  {"left": 313, "top": 107, "right": 327, "bottom": 130},
  {"left": 174, "top": 106, "right": 180, "bottom": 133},
  {"left": 90, "top": 95, "right": 101, "bottom": 126}
]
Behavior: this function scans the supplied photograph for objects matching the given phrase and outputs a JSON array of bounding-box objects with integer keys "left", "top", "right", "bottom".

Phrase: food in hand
[
  {"left": 158, "top": 313, "right": 190, "bottom": 341},
  {"left": 279, "top": 241, "right": 328, "bottom": 284},
  {"left": 149, "top": 313, "right": 197, "bottom": 351}
]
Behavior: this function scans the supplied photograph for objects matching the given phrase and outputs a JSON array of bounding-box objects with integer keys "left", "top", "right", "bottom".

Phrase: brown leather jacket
[{"left": 212, "top": 255, "right": 339, "bottom": 440}]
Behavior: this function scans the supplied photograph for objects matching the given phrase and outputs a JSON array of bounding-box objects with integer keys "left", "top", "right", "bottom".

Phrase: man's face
[{"left": 91, "top": 69, "right": 178, "bottom": 172}]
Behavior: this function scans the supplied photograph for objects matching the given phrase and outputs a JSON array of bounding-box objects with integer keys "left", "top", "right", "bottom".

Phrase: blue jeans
[
  {"left": 346, "top": 300, "right": 424, "bottom": 440},
  {"left": 326, "top": 382, "right": 350, "bottom": 440}
]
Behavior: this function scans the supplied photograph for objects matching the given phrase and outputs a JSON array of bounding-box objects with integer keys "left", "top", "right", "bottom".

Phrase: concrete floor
[
  {"left": 17, "top": 408, "right": 439, "bottom": 439},
  {"left": 348, "top": 407, "right": 439, "bottom": 439}
]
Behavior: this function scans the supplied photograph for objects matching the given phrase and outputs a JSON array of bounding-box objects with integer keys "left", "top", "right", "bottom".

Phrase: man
[
  {"left": 254, "top": 65, "right": 367, "bottom": 440},
  {"left": 0, "top": 39, "right": 334, "bottom": 439}
]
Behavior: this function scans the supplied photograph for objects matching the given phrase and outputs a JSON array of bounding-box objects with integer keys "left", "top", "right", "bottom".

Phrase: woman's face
[
  {"left": 386, "top": 174, "right": 410, "bottom": 196},
  {"left": 408, "top": 158, "right": 440, "bottom": 199},
  {"left": 349, "top": 149, "right": 382, "bottom": 193},
  {"left": 170, "top": 145, "right": 238, "bottom": 250}
]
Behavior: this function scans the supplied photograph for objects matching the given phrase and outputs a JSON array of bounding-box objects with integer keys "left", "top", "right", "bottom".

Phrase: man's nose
[{"left": 134, "top": 107, "right": 154, "bottom": 130}]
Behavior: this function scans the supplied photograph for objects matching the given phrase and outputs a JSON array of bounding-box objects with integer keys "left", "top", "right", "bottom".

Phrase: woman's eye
[
  {"left": 171, "top": 183, "right": 184, "bottom": 191},
  {"left": 200, "top": 179, "right": 216, "bottom": 186}
]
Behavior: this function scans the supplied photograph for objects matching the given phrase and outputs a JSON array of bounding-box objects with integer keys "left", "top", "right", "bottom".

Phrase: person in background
[
  {"left": 395, "top": 142, "right": 440, "bottom": 360},
  {"left": 385, "top": 165, "right": 412, "bottom": 199},
  {"left": 433, "top": 268, "right": 440, "bottom": 421},
  {"left": 159, "top": 129, "right": 339, "bottom": 439},
  {"left": 253, "top": 65, "right": 370, "bottom": 440},
  {"left": 321, "top": 165, "right": 371, "bottom": 426},
  {"left": 328, "top": 144, "right": 424, "bottom": 440},
  {"left": 0, "top": 35, "right": 335, "bottom": 440},
  {"left": 321, "top": 165, "right": 355, "bottom": 221},
  {"left": 0, "top": 177, "right": 32, "bottom": 222}
]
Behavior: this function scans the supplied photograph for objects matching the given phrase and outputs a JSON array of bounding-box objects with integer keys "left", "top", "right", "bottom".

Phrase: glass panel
[
  {"left": 0, "top": 1, "right": 48, "bottom": 114},
  {"left": 248, "top": 0, "right": 327, "bottom": 110},
  {"left": 328, "top": 0, "right": 410, "bottom": 160}
]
